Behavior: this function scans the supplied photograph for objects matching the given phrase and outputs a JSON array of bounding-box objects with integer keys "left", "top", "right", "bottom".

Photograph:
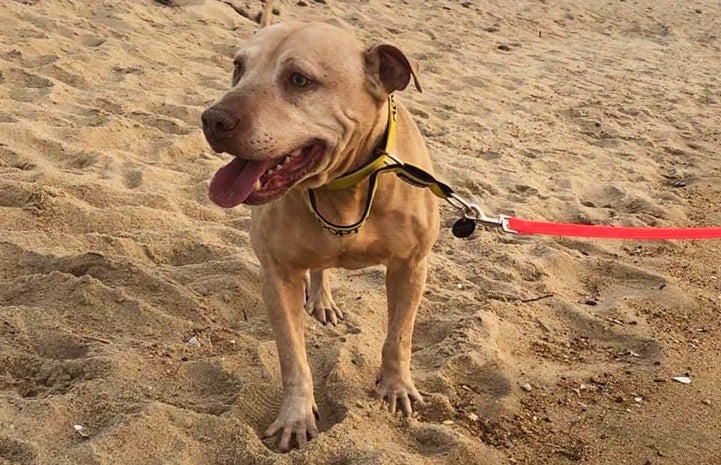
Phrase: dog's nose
[{"left": 201, "top": 107, "right": 240, "bottom": 138}]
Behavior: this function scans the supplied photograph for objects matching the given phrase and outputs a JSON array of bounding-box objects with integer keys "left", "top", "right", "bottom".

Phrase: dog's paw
[
  {"left": 263, "top": 398, "right": 320, "bottom": 452},
  {"left": 305, "top": 290, "right": 344, "bottom": 325},
  {"left": 375, "top": 370, "right": 423, "bottom": 415}
]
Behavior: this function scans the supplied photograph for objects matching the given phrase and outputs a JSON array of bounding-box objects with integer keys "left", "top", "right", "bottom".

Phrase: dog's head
[{"left": 202, "top": 22, "right": 421, "bottom": 207}]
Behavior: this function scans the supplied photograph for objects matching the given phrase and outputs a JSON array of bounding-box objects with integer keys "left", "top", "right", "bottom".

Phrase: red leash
[
  {"left": 447, "top": 195, "right": 721, "bottom": 240},
  {"left": 507, "top": 217, "right": 721, "bottom": 240}
]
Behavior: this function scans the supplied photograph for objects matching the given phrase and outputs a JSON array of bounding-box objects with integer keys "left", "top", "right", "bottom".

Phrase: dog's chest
[
  {"left": 311, "top": 219, "right": 423, "bottom": 269},
  {"left": 301, "top": 228, "right": 394, "bottom": 270},
  {"left": 333, "top": 240, "right": 388, "bottom": 269}
]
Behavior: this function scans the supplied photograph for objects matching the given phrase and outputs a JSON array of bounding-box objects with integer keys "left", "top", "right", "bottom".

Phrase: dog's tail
[{"left": 261, "top": 0, "right": 274, "bottom": 28}]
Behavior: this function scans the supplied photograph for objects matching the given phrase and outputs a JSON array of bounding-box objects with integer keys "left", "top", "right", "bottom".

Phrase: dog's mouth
[{"left": 208, "top": 141, "right": 325, "bottom": 208}]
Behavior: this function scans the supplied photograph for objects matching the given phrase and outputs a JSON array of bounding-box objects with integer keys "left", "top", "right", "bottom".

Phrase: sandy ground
[{"left": 1, "top": 1, "right": 720, "bottom": 464}]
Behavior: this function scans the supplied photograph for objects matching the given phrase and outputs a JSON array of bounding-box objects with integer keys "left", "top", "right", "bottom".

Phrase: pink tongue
[{"left": 208, "top": 157, "right": 274, "bottom": 208}]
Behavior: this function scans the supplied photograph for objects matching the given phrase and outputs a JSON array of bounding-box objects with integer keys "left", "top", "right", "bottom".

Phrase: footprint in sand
[
  {"left": 0, "top": 112, "right": 17, "bottom": 123},
  {"left": 509, "top": 183, "right": 541, "bottom": 203},
  {"left": 69, "top": 106, "right": 110, "bottom": 128},
  {"left": 151, "top": 102, "right": 203, "bottom": 127},
  {"left": 42, "top": 64, "right": 88, "bottom": 89},
  {"left": 0, "top": 146, "right": 36, "bottom": 171},
  {"left": 581, "top": 184, "right": 665, "bottom": 218},
  {"left": 0, "top": 182, "right": 54, "bottom": 209},
  {"left": 3, "top": 348, "right": 110, "bottom": 399},
  {"left": 2, "top": 50, "right": 58, "bottom": 69},
  {"left": 64, "top": 150, "right": 99, "bottom": 170},
  {"left": 78, "top": 34, "right": 106, "bottom": 48},
  {"left": 4, "top": 68, "right": 53, "bottom": 102},
  {"left": 0, "top": 437, "right": 37, "bottom": 465},
  {"left": 153, "top": 360, "right": 241, "bottom": 415},
  {"left": 128, "top": 111, "right": 194, "bottom": 136},
  {"left": 122, "top": 164, "right": 144, "bottom": 189}
]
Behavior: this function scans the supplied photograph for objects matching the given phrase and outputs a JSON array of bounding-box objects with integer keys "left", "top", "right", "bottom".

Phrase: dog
[{"left": 201, "top": 18, "right": 440, "bottom": 451}]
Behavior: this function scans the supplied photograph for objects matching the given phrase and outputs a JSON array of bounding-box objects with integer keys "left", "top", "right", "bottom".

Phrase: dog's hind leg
[
  {"left": 305, "top": 269, "right": 344, "bottom": 325},
  {"left": 375, "top": 257, "right": 425, "bottom": 414},
  {"left": 303, "top": 270, "right": 311, "bottom": 301}
]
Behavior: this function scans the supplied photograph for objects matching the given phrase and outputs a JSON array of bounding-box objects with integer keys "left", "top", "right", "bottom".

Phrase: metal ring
[
  {"left": 445, "top": 194, "right": 466, "bottom": 211},
  {"left": 463, "top": 204, "right": 483, "bottom": 220}
]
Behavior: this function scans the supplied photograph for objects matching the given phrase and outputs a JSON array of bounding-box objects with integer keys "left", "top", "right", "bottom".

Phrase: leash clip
[{"left": 447, "top": 194, "right": 517, "bottom": 235}]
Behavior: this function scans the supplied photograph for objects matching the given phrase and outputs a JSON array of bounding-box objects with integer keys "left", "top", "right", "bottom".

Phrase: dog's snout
[{"left": 201, "top": 107, "right": 240, "bottom": 139}]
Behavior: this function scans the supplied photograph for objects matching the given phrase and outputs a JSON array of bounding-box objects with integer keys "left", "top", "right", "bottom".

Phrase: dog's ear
[
  {"left": 365, "top": 44, "right": 422, "bottom": 100},
  {"left": 260, "top": 0, "right": 274, "bottom": 28}
]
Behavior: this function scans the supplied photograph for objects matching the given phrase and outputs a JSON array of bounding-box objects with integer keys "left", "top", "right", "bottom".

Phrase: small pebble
[
  {"left": 355, "top": 400, "right": 364, "bottom": 409},
  {"left": 702, "top": 399, "right": 711, "bottom": 406},
  {"left": 73, "top": 424, "right": 89, "bottom": 438},
  {"left": 634, "top": 397, "right": 643, "bottom": 403},
  {"left": 672, "top": 376, "right": 692, "bottom": 384},
  {"left": 467, "top": 412, "right": 479, "bottom": 422},
  {"left": 520, "top": 383, "right": 532, "bottom": 392},
  {"left": 442, "top": 419, "right": 454, "bottom": 426},
  {"left": 456, "top": 283, "right": 463, "bottom": 289},
  {"left": 186, "top": 336, "right": 200, "bottom": 346}
]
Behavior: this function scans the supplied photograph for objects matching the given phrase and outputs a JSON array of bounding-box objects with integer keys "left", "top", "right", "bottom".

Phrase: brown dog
[{"left": 201, "top": 21, "right": 439, "bottom": 451}]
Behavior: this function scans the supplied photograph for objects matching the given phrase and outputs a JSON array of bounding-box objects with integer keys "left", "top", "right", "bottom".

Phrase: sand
[{"left": 1, "top": 0, "right": 720, "bottom": 464}]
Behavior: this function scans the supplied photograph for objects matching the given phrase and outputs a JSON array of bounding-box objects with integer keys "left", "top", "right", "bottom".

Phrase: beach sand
[{"left": 1, "top": 1, "right": 720, "bottom": 464}]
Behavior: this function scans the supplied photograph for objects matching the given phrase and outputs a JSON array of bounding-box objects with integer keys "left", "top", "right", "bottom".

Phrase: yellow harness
[{"left": 304, "top": 94, "right": 455, "bottom": 236}]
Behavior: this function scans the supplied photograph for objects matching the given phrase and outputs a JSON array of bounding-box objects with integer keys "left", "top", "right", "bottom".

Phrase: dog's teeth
[{"left": 254, "top": 179, "right": 262, "bottom": 190}]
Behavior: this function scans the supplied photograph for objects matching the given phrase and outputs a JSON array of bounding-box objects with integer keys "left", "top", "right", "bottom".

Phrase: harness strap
[
  {"left": 305, "top": 168, "right": 383, "bottom": 236},
  {"left": 304, "top": 160, "right": 454, "bottom": 236}
]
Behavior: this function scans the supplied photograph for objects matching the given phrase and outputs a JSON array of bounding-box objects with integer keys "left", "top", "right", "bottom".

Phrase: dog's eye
[
  {"left": 291, "top": 73, "right": 311, "bottom": 88},
  {"left": 231, "top": 60, "right": 244, "bottom": 86}
]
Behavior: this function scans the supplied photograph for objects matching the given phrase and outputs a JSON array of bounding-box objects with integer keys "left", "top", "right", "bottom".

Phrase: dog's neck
[
  {"left": 298, "top": 98, "right": 391, "bottom": 230},
  {"left": 340, "top": 98, "right": 390, "bottom": 176}
]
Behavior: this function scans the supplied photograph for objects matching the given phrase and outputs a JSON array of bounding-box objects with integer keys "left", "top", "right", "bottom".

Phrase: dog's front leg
[
  {"left": 376, "top": 257, "right": 426, "bottom": 414},
  {"left": 260, "top": 265, "right": 319, "bottom": 451}
]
